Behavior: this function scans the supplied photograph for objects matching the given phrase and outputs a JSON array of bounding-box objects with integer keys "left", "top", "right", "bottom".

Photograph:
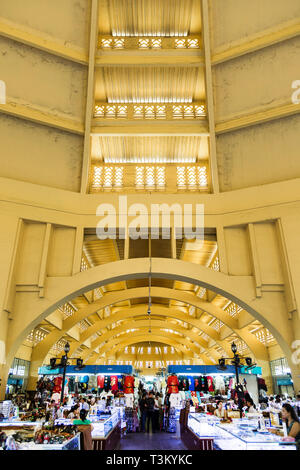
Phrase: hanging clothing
[
  {"left": 110, "top": 375, "right": 118, "bottom": 392},
  {"left": 169, "top": 393, "right": 181, "bottom": 408},
  {"left": 214, "top": 375, "right": 226, "bottom": 394},
  {"left": 97, "top": 375, "right": 105, "bottom": 390},
  {"left": 104, "top": 375, "right": 111, "bottom": 392},
  {"left": 53, "top": 376, "right": 63, "bottom": 393},
  {"left": 118, "top": 376, "right": 123, "bottom": 391},
  {"left": 206, "top": 376, "right": 214, "bottom": 393},
  {"left": 167, "top": 375, "right": 179, "bottom": 394},
  {"left": 124, "top": 375, "right": 134, "bottom": 394},
  {"left": 199, "top": 376, "right": 208, "bottom": 393}
]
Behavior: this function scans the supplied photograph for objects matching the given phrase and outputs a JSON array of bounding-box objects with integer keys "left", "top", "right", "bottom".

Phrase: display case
[
  {"left": 18, "top": 434, "right": 80, "bottom": 450},
  {"left": 187, "top": 413, "right": 297, "bottom": 451},
  {"left": 0, "top": 421, "right": 80, "bottom": 450},
  {"left": 91, "top": 411, "right": 121, "bottom": 450}
]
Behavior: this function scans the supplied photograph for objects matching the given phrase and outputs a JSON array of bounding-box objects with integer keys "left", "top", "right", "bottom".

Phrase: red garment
[
  {"left": 124, "top": 375, "right": 134, "bottom": 394},
  {"left": 167, "top": 375, "right": 179, "bottom": 386},
  {"left": 53, "top": 376, "right": 62, "bottom": 393},
  {"left": 97, "top": 375, "right": 104, "bottom": 388},
  {"left": 110, "top": 375, "right": 118, "bottom": 391},
  {"left": 206, "top": 376, "right": 214, "bottom": 392},
  {"left": 124, "top": 376, "right": 134, "bottom": 388},
  {"left": 167, "top": 375, "right": 179, "bottom": 394}
]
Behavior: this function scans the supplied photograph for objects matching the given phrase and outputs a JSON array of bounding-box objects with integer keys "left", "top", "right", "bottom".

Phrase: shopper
[
  {"left": 245, "top": 397, "right": 256, "bottom": 413},
  {"left": 68, "top": 404, "right": 80, "bottom": 419},
  {"left": 296, "top": 395, "right": 300, "bottom": 418},
  {"left": 80, "top": 397, "right": 90, "bottom": 411},
  {"left": 154, "top": 393, "right": 160, "bottom": 431},
  {"left": 139, "top": 392, "right": 148, "bottom": 432},
  {"left": 281, "top": 403, "right": 300, "bottom": 442},
  {"left": 272, "top": 395, "right": 282, "bottom": 410},
  {"left": 214, "top": 401, "right": 226, "bottom": 418},
  {"left": 157, "top": 393, "right": 164, "bottom": 431},
  {"left": 73, "top": 408, "right": 94, "bottom": 450},
  {"left": 146, "top": 391, "right": 155, "bottom": 433}
]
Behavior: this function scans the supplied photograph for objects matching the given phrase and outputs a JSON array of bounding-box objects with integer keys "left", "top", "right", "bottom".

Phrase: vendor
[
  {"left": 281, "top": 403, "right": 300, "bottom": 441},
  {"left": 245, "top": 397, "right": 256, "bottom": 413},
  {"left": 214, "top": 401, "right": 226, "bottom": 419},
  {"left": 73, "top": 409, "right": 94, "bottom": 451}
]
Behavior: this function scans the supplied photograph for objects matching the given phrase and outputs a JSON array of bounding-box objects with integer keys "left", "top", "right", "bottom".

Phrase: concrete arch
[
  {"left": 81, "top": 317, "right": 210, "bottom": 356},
  {"left": 86, "top": 331, "right": 201, "bottom": 362},
  {"left": 73, "top": 305, "right": 265, "bottom": 359},
  {"left": 28, "top": 285, "right": 265, "bottom": 378},
  {"left": 93, "top": 336, "right": 214, "bottom": 367},
  {"left": 73, "top": 306, "right": 233, "bottom": 357},
  {"left": 8, "top": 258, "right": 298, "bottom": 393},
  {"left": 80, "top": 320, "right": 212, "bottom": 361}
]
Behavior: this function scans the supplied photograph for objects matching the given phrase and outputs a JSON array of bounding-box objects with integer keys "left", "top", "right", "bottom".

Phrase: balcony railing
[
  {"left": 98, "top": 35, "right": 202, "bottom": 50},
  {"left": 94, "top": 102, "right": 206, "bottom": 120},
  {"left": 89, "top": 163, "right": 209, "bottom": 193}
]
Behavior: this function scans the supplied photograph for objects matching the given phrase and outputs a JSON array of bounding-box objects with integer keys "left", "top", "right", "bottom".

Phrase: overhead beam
[
  {"left": 95, "top": 50, "right": 204, "bottom": 67},
  {"left": 0, "top": 18, "right": 88, "bottom": 65},
  {"left": 0, "top": 101, "right": 84, "bottom": 135},
  {"left": 201, "top": 0, "right": 219, "bottom": 193},
  {"left": 212, "top": 20, "right": 300, "bottom": 65},
  {"left": 91, "top": 120, "right": 209, "bottom": 136},
  {"left": 80, "top": 0, "right": 100, "bottom": 193},
  {"left": 216, "top": 102, "right": 300, "bottom": 135}
]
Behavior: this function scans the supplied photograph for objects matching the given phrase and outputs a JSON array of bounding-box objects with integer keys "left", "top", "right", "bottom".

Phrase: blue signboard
[
  {"left": 277, "top": 378, "right": 293, "bottom": 386},
  {"left": 166, "top": 365, "right": 237, "bottom": 375},
  {"left": 240, "top": 366, "right": 262, "bottom": 375},
  {"left": 38, "top": 364, "right": 133, "bottom": 376}
]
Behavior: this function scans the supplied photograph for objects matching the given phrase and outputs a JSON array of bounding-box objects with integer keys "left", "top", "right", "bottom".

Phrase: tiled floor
[{"left": 120, "top": 431, "right": 187, "bottom": 450}]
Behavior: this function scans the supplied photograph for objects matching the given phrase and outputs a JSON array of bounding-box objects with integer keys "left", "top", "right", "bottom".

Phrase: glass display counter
[
  {"left": 91, "top": 411, "right": 121, "bottom": 450},
  {"left": 18, "top": 434, "right": 80, "bottom": 450},
  {"left": 0, "top": 421, "right": 80, "bottom": 450},
  {"left": 187, "top": 413, "right": 297, "bottom": 451}
]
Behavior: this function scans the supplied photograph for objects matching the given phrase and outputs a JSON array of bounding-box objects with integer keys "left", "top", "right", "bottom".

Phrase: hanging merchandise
[
  {"left": 178, "top": 376, "right": 189, "bottom": 391},
  {"left": 97, "top": 375, "right": 105, "bottom": 391},
  {"left": 167, "top": 374, "right": 179, "bottom": 394},
  {"left": 88, "top": 374, "right": 97, "bottom": 391},
  {"left": 169, "top": 393, "right": 182, "bottom": 408},
  {"left": 214, "top": 375, "right": 226, "bottom": 395},
  {"left": 206, "top": 376, "right": 214, "bottom": 393},
  {"left": 64, "top": 377, "right": 69, "bottom": 396},
  {"left": 118, "top": 376, "right": 123, "bottom": 391},
  {"left": 257, "top": 377, "right": 268, "bottom": 392},
  {"left": 68, "top": 376, "right": 75, "bottom": 393},
  {"left": 124, "top": 407, "right": 134, "bottom": 432},
  {"left": 134, "top": 376, "right": 139, "bottom": 389},
  {"left": 166, "top": 407, "right": 177, "bottom": 433},
  {"left": 124, "top": 375, "right": 134, "bottom": 394},
  {"left": 78, "top": 375, "right": 89, "bottom": 393},
  {"left": 190, "top": 391, "right": 199, "bottom": 406},
  {"left": 52, "top": 376, "right": 63, "bottom": 393},
  {"left": 188, "top": 376, "right": 194, "bottom": 391},
  {"left": 124, "top": 393, "right": 134, "bottom": 408},
  {"left": 110, "top": 375, "right": 119, "bottom": 392},
  {"left": 104, "top": 375, "right": 111, "bottom": 392},
  {"left": 228, "top": 377, "right": 236, "bottom": 390},
  {"left": 199, "top": 376, "right": 208, "bottom": 393}
]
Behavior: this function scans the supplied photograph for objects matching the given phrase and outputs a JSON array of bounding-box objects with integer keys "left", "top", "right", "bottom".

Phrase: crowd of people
[{"left": 138, "top": 391, "right": 164, "bottom": 433}]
